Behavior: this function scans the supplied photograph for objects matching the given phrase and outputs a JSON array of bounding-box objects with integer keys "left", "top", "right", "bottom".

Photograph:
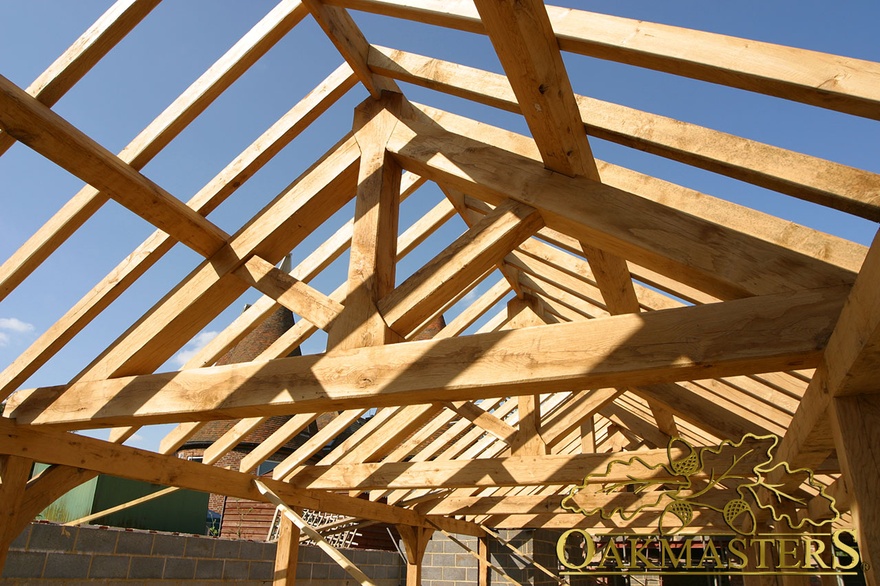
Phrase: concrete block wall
[
  {"left": 420, "top": 530, "right": 571, "bottom": 586},
  {"left": 1, "top": 522, "right": 404, "bottom": 585},
  {"left": 488, "top": 530, "right": 562, "bottom": 586},
  {"left": 421, "top": 533, "right": 481, "bottom": 586}
]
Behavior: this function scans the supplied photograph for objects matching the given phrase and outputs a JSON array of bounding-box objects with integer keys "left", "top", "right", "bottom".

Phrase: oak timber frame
[{"left": 0, "top": 1, "right": 878, "bottom": 585}]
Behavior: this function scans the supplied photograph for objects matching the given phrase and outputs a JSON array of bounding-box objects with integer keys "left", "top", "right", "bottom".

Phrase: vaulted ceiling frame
[
  {"left": 374, "top": 14, "right": 872, "bottom": 442},
  {"left": 390, "top": 108, "right": 840, "bottom": 442},
  {"left": 0, "top": 0, "right": 877, "bottom": 555}
]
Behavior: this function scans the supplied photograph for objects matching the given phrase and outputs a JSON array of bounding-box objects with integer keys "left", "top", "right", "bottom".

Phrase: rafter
[
  {"left": 0, "top": 0, "right": 161, "bottom": 156},
  {"left": 335, "top": 0, "right": 880, "bottom": 118},
  {"left": 0, "top": 72, "right": 230, "bottom": 258},
  {"left": 473, "top": 0, "right": 598, "bottom": 179},
  {"left": 0, "top": 0, "right": 311, "bottom": 301},
  {"left": 71, "top": 134, "right": 359, "bottom": 382},
  {"left": 388, "top": 104, "right": 859, "bottom": 300},
  {"left": 301, "top": 0, "right": 398, "bottom": 97},
  {"left": 368, "top": 45, "right": 880, "bottom": 220}
]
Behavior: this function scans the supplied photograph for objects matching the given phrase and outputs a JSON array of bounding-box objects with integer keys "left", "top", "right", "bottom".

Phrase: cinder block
[
  {"left": 28, "top": 523, "right": 76, "bottom": 552},
  {"left": 164, "top": 557, "right": 196, "bottom": 579},
  {"left": 89, "top": 554, "right": 131, "bottom": 578},
  {"left": 382, "top": 562, "right": 402, "bottom": 579},
  {"left": 212, "top": 538, "right": 241, "bottom": 559},
  {"left": 184, "top": 535, "right": 216, "bottom": 558},
  {"left": 1, "top": 551, "right": 46, "bottom": 578},
  {"left": 421, "top": 565, "right": 443, "bottom": 580},
  {"left": 263, "top": 541, "right": 277, "bottom": 560},
  {"left": 115, "top": 530, "right": 154, "bottom": 554},
  {"left": 457, "top": 535, "right": 477, "bottom": 549},
  {"left": 9, "top": 525, "right": 31, "bottom": 550},
  {"left": 310, "top": 561, "right": 330, "bottom": 579},
  {"left": 433, "top": 552, "right": 456, "bottom": 567},
  {"left": 443, "top": 565, "right": 467, "bottom": 581},
  {"left": 128, "top": 556, "right": 165, "bottom": 579},
  {"left": 301, "top": 545, "right": 323, "bottom": 563},
  {"left": 466, "top": 567, "right": 478, "bottom": 581},
  {"left": 295, "top": 559, "right": 312, "bottom": 579},
  {"left": 195, "top": 558, "right": 224, "bottom": 579},
  {"left": 151, "top": 533, "right": 188, "bottom": 556},
  {"left": 74, "top": 527, "right": 118, "bottom": 553},
  {"left": 43, "top": 552, "right": 92, "bottom": 579},
  {"left": 327, "top": 562, "right": 347, "bottom": 579},
  {"left": 249, "top": 560, "right": 274, "bottom": 580},
  {"left": 223, "top": 559, "right": 250, "bottom": 580},
  {"left": 239, "top": 539, "right": 265, "bottom": 560},
  {"left": 455, "top": 553, "right": 475, "bottom": 567}
]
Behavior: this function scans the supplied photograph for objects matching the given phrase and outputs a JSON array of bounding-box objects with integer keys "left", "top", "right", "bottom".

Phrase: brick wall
[{"left": 0, "top": 522, "right": 404, "bottom": 585}]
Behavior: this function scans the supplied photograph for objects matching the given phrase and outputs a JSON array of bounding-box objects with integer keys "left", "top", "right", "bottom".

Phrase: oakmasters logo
[{"left": 556, "top": 434, "right": 859, "bottom": 576}]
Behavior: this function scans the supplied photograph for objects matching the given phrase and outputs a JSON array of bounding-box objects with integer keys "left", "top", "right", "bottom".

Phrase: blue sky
[{"left": 0, "top": 1, "right": 878, "bottom": 449}]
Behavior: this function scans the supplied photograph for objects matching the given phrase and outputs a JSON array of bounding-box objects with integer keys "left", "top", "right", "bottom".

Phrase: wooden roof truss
[{"left": 1, "top": 0, "right": 879, "bottom": 580}]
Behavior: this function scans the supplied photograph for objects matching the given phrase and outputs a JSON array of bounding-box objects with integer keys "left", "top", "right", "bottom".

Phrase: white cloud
[
  {"left": 0, "top": 317, "right": 34, "bottom": 333},
  {"left": 173, "top": 331, "right": 219, "bottom": 367},
  {"left": 0, "top": 317, "right": 35, "bottom": 347}
]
